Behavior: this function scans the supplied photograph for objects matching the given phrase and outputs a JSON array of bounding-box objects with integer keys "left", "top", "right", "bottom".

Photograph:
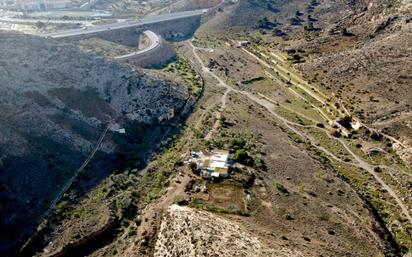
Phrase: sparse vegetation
[
  {"left": 273, "top": 180, "right": 289, "bottom": 195},
  {"left": 190, "top": 199, "right": 249, "bottom": 216},
  {"left": 241, "top": 76, "right": 265, "bottom": 85},
  {"left": 163, "top": 58, "right": 203, "bottom": 96}
]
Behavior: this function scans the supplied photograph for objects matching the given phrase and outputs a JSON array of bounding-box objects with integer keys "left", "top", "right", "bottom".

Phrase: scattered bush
[
  {"left": 374, "top": 167, "right": 383, "bottom": 173},
  {"left": 273, "top": 180, "right": 289, "bottom": 195},
  {"left": 337, "top": 116, "right": 352, "bottom": 129},
  {"left": 369, "top": 131, "right": 383, "bottom": 141},
  {"left": 233, "top": 149, "right": 254, "bottom": 166},
  {"left": 127, "top": 227, "right": 136, "bottom": 237},
  {"left": 174, "top": 196, "right": 189, "bottom": 206}
]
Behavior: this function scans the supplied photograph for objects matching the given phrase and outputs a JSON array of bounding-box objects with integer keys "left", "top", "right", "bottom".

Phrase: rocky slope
[
  {"left": 155, "top": 205, "right": 305, "bottom": 257},
  {"left": 0, "top": 31, "right": 189, "bottom": 255},
  {"left": 296, "top": 0, "right": 412, "bottom": 162}
]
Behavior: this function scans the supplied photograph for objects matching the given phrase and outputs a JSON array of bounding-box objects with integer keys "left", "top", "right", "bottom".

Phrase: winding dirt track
[
  {"left": 190, "top": 41, "right": 232, "bottom": 140},
  {"left": 190, "top": 42, "right": 412, "bottom": 226}
]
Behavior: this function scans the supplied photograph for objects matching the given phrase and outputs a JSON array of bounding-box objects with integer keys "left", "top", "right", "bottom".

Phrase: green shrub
[
  {"left": 369, "top": 131, "right": 383, "bottom": 141},
  {"left": 233, "top": 149, "right": 254, "bottom": 166},
  {"left": 127, "top": 227, "right": 136, "bottom": 237},
  {"left": 273, "top": 180, "right": 289, "bottom": 195}
]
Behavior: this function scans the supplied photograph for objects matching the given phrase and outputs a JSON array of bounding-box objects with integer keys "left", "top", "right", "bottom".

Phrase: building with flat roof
[
  {"left": 188, "top": 150, "right": 231, "bottom": 179},
  {"left": 236, "top": 40, "right": 249, "bottom": 48}
]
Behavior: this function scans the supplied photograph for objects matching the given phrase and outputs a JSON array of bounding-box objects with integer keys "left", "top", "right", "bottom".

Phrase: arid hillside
[
  {"left": 0, "top": 31, "right": 189, "bottom": 255},
  {"left": 200, "top": 0, "right": 412, "bottom": 162},
  {"left": 297, "top": 0, "right": 412, "bottom": 153},
  {"left": 192, "top": 0, "right": 412, "bottom": 253},
  {"left": 155, "top": 205, "right": 305, "bottom": 257},
  {"left": 7, "top": 1, "right": 411, "bottom": 257}
]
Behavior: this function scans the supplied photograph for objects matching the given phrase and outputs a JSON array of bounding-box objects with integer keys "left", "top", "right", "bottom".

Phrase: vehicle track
[{"left": 190, "top": 41, "right": 231, "bottom": 140}]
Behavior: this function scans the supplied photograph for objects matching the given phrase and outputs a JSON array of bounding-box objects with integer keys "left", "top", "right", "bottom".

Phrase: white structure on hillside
[
  {"left": 188, "top": 150, "right": 231, "bottom": 178},
  {"left": 236, "top": 40, "right": 249, "bottom": 48}
]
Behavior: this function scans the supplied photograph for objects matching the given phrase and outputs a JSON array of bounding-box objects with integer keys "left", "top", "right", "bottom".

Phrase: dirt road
[{"left": 190, "top": 41, "right": 231, "bottom": 140}]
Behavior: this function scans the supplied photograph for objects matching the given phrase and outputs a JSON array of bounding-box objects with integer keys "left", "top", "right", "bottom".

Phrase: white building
[
  {"left": 189, "top": 150, "right": 231, "bottom": 178},
  {"left": 236, "top": 40, "right": 249, "bottom": 48}
]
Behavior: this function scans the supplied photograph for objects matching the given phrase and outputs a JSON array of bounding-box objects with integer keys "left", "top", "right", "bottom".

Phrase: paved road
[
  {"left": 0, "top": 17, "right": 91, "bottom": 25},
  {"left": 114, "top": 30, "right": 160, "bottom": 60},
  {"left": 41, "top": 9, "right": 207, "bottom": 38}
]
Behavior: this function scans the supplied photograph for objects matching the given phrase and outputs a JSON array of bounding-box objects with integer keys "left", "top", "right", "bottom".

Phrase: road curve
[
  {"left": 114, "top": 30, "right": 160, "bottom": 60},
  {"left": 40, "top": 9, "right": 207, "bottom": 39}
]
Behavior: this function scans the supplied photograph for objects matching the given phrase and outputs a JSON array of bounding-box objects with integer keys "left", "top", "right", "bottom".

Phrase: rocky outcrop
[{"left": 154, "top": 205, "right": 305, "bottom": 257}]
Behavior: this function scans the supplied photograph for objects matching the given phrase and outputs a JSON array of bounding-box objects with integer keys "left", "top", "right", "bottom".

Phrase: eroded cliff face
[{"left": 0, "top": 31, "right": 189, "bottom": 255}]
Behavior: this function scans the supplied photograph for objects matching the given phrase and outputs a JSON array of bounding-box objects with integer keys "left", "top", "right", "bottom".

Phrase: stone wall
[
  {"left": 62, "top": 27, "right": 141, "bottom": 47},
  {"left": 144, "top": 16, "right": 201, "bottom": 42}
]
